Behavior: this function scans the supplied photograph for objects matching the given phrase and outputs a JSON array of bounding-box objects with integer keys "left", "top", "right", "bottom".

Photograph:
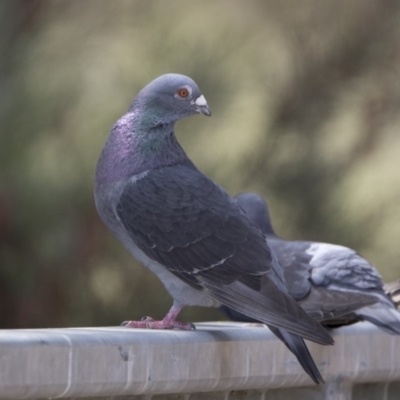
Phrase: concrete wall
[{"left": 0, "top": 322, "right": 399, "bottom": 399}]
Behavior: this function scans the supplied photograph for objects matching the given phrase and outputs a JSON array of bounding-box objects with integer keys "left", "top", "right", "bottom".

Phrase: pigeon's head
[
  {"left": 235, "top": 192, "right": 276, "bottom": 236},
  {"left": 134, "top": 74, "right": 211, "bottom": 125}
]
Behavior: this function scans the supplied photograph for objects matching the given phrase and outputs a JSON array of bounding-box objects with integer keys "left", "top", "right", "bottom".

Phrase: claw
[
  {"left": 121, "top": 318, "right": 195, "bottom": 330},
  {"left": 121, "top": 305, "right": 192, "bottom": 330}
]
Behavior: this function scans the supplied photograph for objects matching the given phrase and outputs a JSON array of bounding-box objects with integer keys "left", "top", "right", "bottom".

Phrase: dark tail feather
[
  {"left": 357, "top": 303, "right": 400, "bottom": 335},
  {"left": 219, "top": 306, "right": 325, "bottom": 383},
  {"left": 270, "top": 327, "right": 324, "bottom": 384},
  {"left": 206, "top": 280, "right": 333, "bottom": 345}
]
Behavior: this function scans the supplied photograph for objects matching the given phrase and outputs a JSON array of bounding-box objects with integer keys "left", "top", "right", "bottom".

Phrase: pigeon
[
  {"left": 95, "top": 74, "right": 333, "bottom": 384},
  {"left": 222, "top": 192, "right": 400, "bottom": 336}
]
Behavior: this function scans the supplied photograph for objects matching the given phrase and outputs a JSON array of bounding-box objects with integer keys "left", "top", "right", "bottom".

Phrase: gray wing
[
  {"left": 306, "top": 242, "right": 384, "bottom": 290},
  {"left": 305, "top": 243, "right": 400, "bottom": 333},
  {"left": 116, "top": 164, "right": 332, "bottom": 344},
  {"left": 117, "top": 164, "right": 273, "bottom": 284},
  {"left": 269, "top": 238, "right": 378, "bottom": 321}
]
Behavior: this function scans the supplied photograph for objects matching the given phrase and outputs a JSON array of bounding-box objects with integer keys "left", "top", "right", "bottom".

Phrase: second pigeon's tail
[
  {"left": 357, "top": 301, "right": 400, "bottom": 335},
  {"left": 270, "top": 327, "right": 324, "bottom": 384}
]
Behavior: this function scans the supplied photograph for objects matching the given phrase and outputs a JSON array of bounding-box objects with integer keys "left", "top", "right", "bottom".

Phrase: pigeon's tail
[
  {"left": 357, "top": 301, "right": 400, "bottom": 335},
  {"left": 270, "top": 327, "right": 324, "bottom": 384},
  {"left": 205, "top": 279, "right": 334, "bottom": 345},
  {"left": 219, "top": 307, "right": 324, "bottom": 383}
]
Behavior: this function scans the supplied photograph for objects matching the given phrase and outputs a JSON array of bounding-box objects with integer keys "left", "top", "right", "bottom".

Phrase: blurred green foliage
[{"left": 1, "top": 0, "right": 400, "bottom": 329}]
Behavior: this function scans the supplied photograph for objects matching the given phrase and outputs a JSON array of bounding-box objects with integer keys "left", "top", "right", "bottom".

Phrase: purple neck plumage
[{"left": 95, "top": 109, "right": 189, "bottom": 184}]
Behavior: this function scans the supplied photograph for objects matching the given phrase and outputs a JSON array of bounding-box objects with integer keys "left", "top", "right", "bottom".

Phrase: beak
[{"left": 193, "top": 95, "right": 211, "bottom": 117}]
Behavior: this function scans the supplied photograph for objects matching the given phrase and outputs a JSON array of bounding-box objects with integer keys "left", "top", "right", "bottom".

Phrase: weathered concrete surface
[{"left": 0, "top": 322, "right": 399, "bottom": 399}]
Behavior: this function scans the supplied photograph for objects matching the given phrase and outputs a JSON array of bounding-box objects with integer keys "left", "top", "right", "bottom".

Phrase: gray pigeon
[
  {"left": 95, "top": 74, "right": 333, "bottom": 384},
  {"left": 223, "top": 192, "right": 400, "bottom": 335}
]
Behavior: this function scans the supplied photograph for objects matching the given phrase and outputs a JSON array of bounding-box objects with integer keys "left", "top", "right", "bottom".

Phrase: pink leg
[{"left": 121, "top": 304, "right": 195, "bottom": 330}]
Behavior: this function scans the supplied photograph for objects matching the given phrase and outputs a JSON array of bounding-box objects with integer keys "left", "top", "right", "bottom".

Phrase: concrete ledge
[{"left": 0, "top": 322, "right": 399, "bottom": 399}]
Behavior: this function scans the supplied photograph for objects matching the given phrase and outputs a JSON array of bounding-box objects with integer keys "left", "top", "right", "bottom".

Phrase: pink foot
[
  {"left": 121, "top": 305, "right": 195, "bottom": 330},
  {"left": 121, "top": 317, "right": 195, "bottom": 330}
]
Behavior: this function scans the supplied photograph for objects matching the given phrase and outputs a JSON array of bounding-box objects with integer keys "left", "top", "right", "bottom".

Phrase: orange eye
[{"left": 178, "top": 88, "right": 189, "bottom": 98}]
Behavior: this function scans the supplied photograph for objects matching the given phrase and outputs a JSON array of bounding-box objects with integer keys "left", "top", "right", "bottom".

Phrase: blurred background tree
[{"left": 1, "top": 0, "right": 399, "bottom": 329}]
